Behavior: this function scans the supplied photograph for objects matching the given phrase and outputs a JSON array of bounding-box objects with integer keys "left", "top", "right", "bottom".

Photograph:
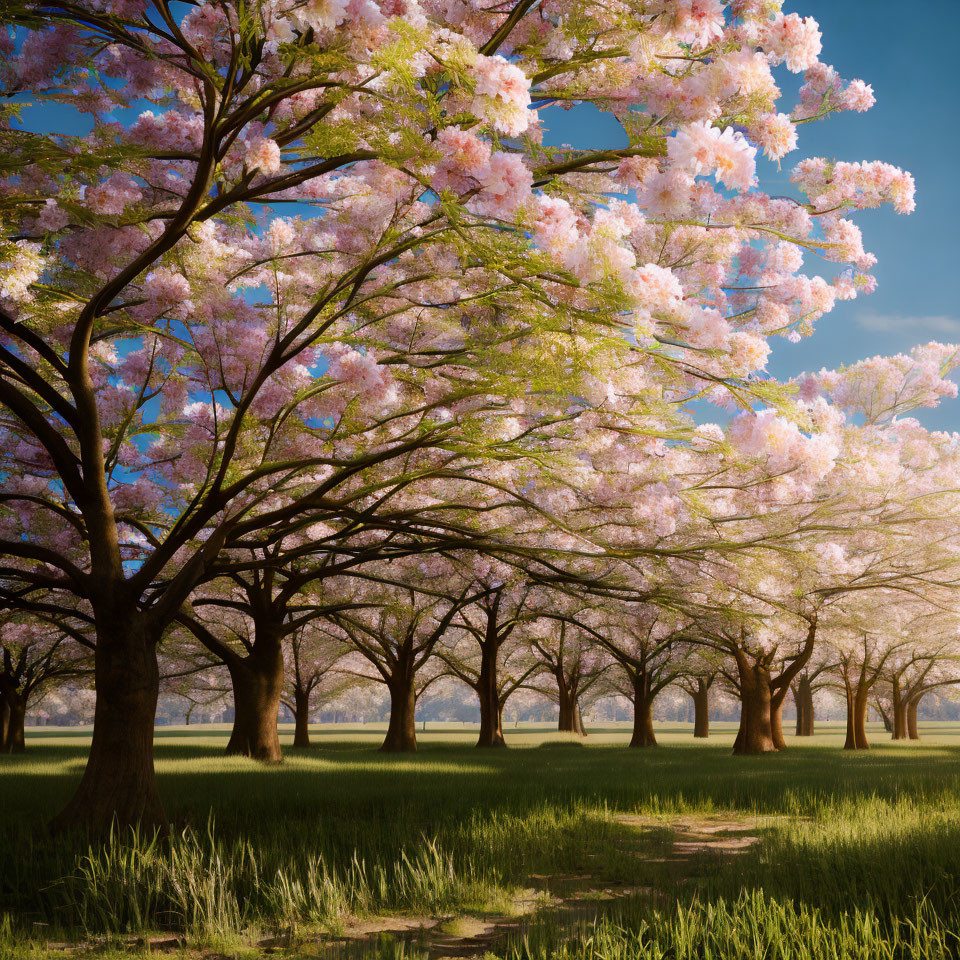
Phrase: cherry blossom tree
[
  {"left": 327, "top": 560, "right": 485, "bottom": 751},
  {"left": 438, "top": 570, "right": 541, "bottom": 748},
  {"left": 677, "top": 654, "right": 723, "bottom": 739},
  {"left": 0, "top": 613, "right": 91, "bottom": 752},
  {"left": 0, "top": 0, "right": 932, "bottom": 829},
  {"left": 282, "top": 623, "right": 354, "bottom": 748},
  {"left": 791, "top": 659, "right": 831, "bottom": 737}
]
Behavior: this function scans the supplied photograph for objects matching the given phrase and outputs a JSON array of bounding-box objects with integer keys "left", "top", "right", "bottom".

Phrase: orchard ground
[{"left": 3, "top": 722, "right": 960, "bottom": 959}]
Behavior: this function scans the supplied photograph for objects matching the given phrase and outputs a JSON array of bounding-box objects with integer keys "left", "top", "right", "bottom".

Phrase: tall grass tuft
[
  {"left": 508, "top": 892, "right": 960, "bottom": 960},
  {"left": 46, "top": 819, "right": 502, "bottom": 941}
]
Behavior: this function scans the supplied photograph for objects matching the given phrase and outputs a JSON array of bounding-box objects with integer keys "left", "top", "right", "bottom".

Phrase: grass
[{"left": 3, "top": 720, "right": 960, "bottom": 958}]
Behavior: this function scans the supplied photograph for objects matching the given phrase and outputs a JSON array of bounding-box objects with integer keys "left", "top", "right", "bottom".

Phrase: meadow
[{"left": 3, "top": 721, "right": 960, "bottom": 959}]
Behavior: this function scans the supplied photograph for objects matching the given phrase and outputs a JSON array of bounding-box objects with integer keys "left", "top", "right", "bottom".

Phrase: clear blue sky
[{"left": 544, "top": 0, "right": 960, "bottom": 429}]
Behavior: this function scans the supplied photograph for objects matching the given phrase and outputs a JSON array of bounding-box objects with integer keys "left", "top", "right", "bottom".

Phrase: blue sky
[{"left": 544, "top": 0, "right": 960, "bottom": 429}]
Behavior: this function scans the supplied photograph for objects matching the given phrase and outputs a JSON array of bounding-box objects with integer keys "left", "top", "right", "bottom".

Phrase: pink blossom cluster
[
  {"left": 434, "top": 127, "right": 532, "bottom": 217},
  {"left": 83, "top": 172, "right": 143, "bottom": 216},
  {"left": 471, "top": 55, "right": 533, "bottom": 137},
  {"left": 667, "top": 121, "right": 757, "bottom": 191},
  {"left": 792, "top": 159, "right": 916, "bottom": 215},
  {"left": 797, "top": 345, "right": 960, "bottom": 424},
  {"left": 730, "top": 408, "right": 839, "bottom": 483}
]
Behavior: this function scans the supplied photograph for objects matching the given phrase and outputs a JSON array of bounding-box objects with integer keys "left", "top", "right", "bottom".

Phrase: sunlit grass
[{"left": 3, "top": 721, "right": 960, "bottom": 958}]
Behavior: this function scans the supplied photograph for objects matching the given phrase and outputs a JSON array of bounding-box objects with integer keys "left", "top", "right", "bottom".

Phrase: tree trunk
[
  {"left": 476, "top": 641, "right": 506, "bottom": 748},
  {"left": 907, "top": 695, "right": 921, "bottom": 740},
  {"left": 843, "top": 679, "right": 870, "bottom": 750},
  {"left": 292, "top": 688, "right": 311, "bottom": 748},
  {"left": 692, "top": 679, "right": 710, "bottom": 738},
  {"left": 770, "top": 697, "right": 786, "bottom": 751},
  {"left": 801, "top": 679, "right": 815, "bottom": 736},
  {"left": 629, "top": 672, "right": 656, "bottom": 747},
  {"left": 794, "top": 675, "right": 816, "bottom": 737},
  {"left": 52, "top": 611, "right": 166, "bottom": 832},
  {"left": 0, "top": 691, "right": 8, "bottom": 750},
  {"left": 793, "top": 681, "right": 804, "bottom": 737},
  {"left": 733, "top": 657, "right": 776, "bottom": 755},
  {"left": 891, "top": 678, "right": 907, "bottom": 740},
  {"left": 2, "top": 692, "right": 26, "bottom": 754},
  {"left": 381, "top": 662, "right": 417, "bottom": 753},
  {"left": 225, "top": 640, "right": 284, "bottom": 762},
  {"left": 556, "top": 671, "right": 585, "bottom": 736},
  {"left": 573, "top": 703, "right": 586, "bottom": 736}
]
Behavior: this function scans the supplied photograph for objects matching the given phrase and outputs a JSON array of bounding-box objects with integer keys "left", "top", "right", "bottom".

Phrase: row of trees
[
  {"left": 2, "top": 0, "right": 958, "bottom": 832},
  {"left": 6, "top": 551, "right": 958, "bottom": 758}
]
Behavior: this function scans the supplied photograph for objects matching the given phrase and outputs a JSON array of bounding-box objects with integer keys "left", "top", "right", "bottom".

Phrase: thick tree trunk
[
  {"left": 573, "top": 703, "right": 586, "bottom": 737},
  {"left": 292, "top": 688, "right": 311, "bottom": 748},
  {"left": 0, "top": 691, "right": 8, "bottom": 749},
  {"left": 556, "top": 671, "right": 585, "bottom": 736},
  {"left": 52, "top": 612, "right": 166, "bottom": 832},
  {"left": 476, "top": 642, "right": 506, "bottom": 748},
  {"left": 907, "top": 696, "right": 921, "bottom": 740},
  {"left": 629, "top": 673, "right": 656, "bottom": 747},
  {"left": 692, "top": 679, "right": 710, "bottom": 738},
  {"left": 381, "top": 661, "right": 418, "bottom": 752},
  {"left": 843, "top": 679, "right": 870, "bottom": 750},
  {"left": 225, "top": 641, "right": 284, "bottom": 762},
  {"left": 733, "top": 658, "right": 777, "bottom": 755},
  {"left": 794, "top": 675, "right": 816, "bottom": 736},
  {"left": 2, "top": 692, "right": 25, "bottom": 754}
]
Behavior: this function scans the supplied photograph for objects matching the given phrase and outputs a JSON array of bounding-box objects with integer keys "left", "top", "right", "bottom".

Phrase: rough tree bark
[
  {"left": 691, "top": 678, "right": 710, "bottom": 738},
  {"left": 891, "top": 677, "right": 908, "bottom": 740},
  {"left": 843, "top": 677, "right": 870, "bottom": 750},
  {"left": 793, "top": 677, "right": 808, "bottom": 736},
  {"left": 555, "top": 667, "right": 586, "bottom": 736},
  {"left": 629, "top": 670, "right": 657, "bottom": 747},
  {"left": 1, "top": 689, "right": 25, "bottom": 754},
  {"left": 793, "top": 684, "right": 803, "bottom": 736},
  {"left": 573, "top": 703, "right": 586, "bottom": 736},
  {"left": 770, "top": 697, "right": 786, "bottom": 751},
  {"left": 381, "top": 653, "right": 418, "bottom": 752},
  {"left": 732, "top": 620, "right": 816, "bottom": 756},
  {"left": 476, "top": 638, "right": 506, "bottom": 748},
  {"left": 799, "top": 676, "right": 815, "bottom": 736},
  {"left": 51, "top": 610, "right": 167, "bottom": 832},
  {"left": 907, "top": 695, "right": 921, "bottom": 740},
  {"left": 225, "top": 632, "right": 284, "bottom": 762},
  {"left": 733, "top": 655, "right": 777, "bottom": 755},
  {"left": 292, "top": 687, "right": 311, "bottom": 748}
]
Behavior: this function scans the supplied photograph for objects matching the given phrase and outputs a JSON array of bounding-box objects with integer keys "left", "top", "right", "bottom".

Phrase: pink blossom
[
  {"left": 841, "top": 80, "right": 875, "bottom": 113},
  {"left": 665, "top": 0, "right": 726, "bottom": 50},
  {"left": 754, "top": 113, "right": 798, "bottom": 161},
  {"left": 35, "top": 199, "right": 70, "bottom": 232},
  {"left": 763, "top": 13, "right": 822, "bottom": 73},
  {"left": 533, "top": 195, "right": 579, "bottom": 253},
  {"left": 84, "top": 172, "right": 142, "bottom": 216},
  {"left": 245, "top": 137, "right": 283, "bottom": 175},
  {"left": 668, "top": 121, "right": 756, "bottom": 190},
  {"left": 638, "top": 169, "right": 693, "bottom": 217},
  {"left": 471, "top": 55, "right": 532, "bottom": 136},
  {"left": 474, "top": 153, "right": 532, "bottom": 217}
]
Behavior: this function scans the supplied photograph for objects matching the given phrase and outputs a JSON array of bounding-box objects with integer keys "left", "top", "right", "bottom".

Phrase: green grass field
[{"left": 3, "top": 721, "right": 960, "bottom": 959}]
